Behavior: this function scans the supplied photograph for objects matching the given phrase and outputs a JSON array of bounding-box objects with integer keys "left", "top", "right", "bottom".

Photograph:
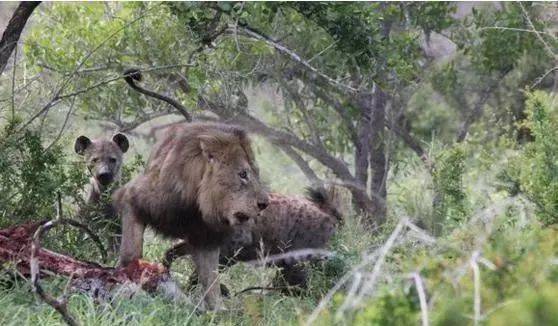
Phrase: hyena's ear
[
  {"left": 112, "top": 133, "right": 129, "bottom": 153},
  {"left": 74, "top": 136, "right": 92, "bottom": 155}
]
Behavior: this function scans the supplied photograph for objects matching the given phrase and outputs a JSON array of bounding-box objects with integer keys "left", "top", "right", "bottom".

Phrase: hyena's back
[{"left": 220, "top": 189, "right": 341, "bottom": 263}]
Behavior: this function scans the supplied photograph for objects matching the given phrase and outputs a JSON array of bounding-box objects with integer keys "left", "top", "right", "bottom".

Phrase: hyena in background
[
  {"left": 168, "top": 186, "right": 343, "bottom": 295},
  {"left": 74, "top": 133, "right": 129, "bottom": 252}
]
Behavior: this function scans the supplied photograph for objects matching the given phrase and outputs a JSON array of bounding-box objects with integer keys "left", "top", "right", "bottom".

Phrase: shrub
[
  {"left": 501, "top": 91, "right": 558, "bottom": 225},
  {"left": 432, "top": 145, "right": 468, "bottom": 235},
  {"left": 0, "top": 125, "right": 88, "bottom": 227}
]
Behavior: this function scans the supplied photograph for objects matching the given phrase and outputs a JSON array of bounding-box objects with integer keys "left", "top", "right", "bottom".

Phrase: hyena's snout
[{"left": 96, "top": 166, "right": 114, "bottom": 186}]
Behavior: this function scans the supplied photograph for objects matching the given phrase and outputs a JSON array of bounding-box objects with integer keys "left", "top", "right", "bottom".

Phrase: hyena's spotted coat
[{"left": 168, "top": 187, "right": 342, "bottom": 293}]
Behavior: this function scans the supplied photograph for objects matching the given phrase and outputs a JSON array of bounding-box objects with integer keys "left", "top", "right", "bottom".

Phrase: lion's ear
[
  {"left": 74, "top": 136, "right": 92, "bottom": 155},
  {"left": 113, "top": 133, "right": 129, "bottom": 153}
]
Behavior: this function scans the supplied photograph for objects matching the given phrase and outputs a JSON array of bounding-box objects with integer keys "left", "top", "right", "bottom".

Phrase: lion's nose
[{"left": 257, "top": 199, "right": 269, "bottom": 211}]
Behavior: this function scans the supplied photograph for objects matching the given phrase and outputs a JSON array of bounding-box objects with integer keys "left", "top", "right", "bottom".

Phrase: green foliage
[
  {"left": 457, "top": 3, "right": 550, "bottom": 74},
  {"left": 0, "top": 128, "right": 87, "bottom": 227},
  {"left": 501, "top": 91, "right": 558, "bottom": 225},
  {"left": 287, "top": 2, "right": 427, "bottom": 82},
  {"left": 432, "top": 146, "right": 468, "bottom": 235},
  {"left": 488, "top": 284, "right": 558, "bottom": 325},
  {"left": 353, "top": 289, "right": 420, "bottom": 325},
  {"left": 24, "top": 3, "right": 196, "bottom": 123}
]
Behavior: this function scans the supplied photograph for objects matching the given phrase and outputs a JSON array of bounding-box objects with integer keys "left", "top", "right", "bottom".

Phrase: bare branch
[
  {"left": 0, "top": 2, "right": 40, "bottom": 75},
  {"left": 123, "top": 69, "right": 192, "bottom": 122},
  {"left": 456, "top": 78, "right": 499, "bottom": 143},
  {"left": 385, "top": 117, "right": 432, "bottom": 169},
  {"left": 277, "top": 144, "right": 322, "bottom": 186},
  {"left": 410, "top": 272, "right": 430, "bottom": 326},
  {"left": 470, "top": 251, "right": 481, "bottom": 326},
  {"left": 45, "top": 96, "right": 77, "bottom": 152},
  {"left": 519, "top": 3, "right": 557, "bottom": 59},
  {"left": 230, "top": 24, "right": 358, "bottom": 93},
  {"left": 31, "top": 220, "right": 80, "bottom": 326}
]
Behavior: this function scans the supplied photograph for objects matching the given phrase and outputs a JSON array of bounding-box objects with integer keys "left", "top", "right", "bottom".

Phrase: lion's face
[{"left": 197, "top": 137, "right": 269, "bottom": 231}]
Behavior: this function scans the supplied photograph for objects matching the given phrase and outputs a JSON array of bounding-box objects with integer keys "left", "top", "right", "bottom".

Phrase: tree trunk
[
  {"left": 353, "top": 91, "right": 372, "bottom": 214},
  {"left": 0, "top": 1, "right": 40, "bottom": 75},
  {"left": 369, "top": 84, "right": 388, "bottom": 225}
]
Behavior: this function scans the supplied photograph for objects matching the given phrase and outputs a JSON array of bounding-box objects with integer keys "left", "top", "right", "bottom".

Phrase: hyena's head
[{"left": 74, "top": 134, "right": 129, "bottom": 187}]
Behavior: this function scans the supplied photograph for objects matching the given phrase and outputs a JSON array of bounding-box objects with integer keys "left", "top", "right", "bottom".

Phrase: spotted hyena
[
  {"left": 74, "top": 133, "right": 129, "bottom": 252},
  {"left": 166, "top": 186, "right": 342, "bottom": 294}
]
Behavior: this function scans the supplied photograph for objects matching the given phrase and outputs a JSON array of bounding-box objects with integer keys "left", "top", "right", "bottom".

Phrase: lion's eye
[
  {"left": 92, "top": 158, "right": 99, "bottom": 163},
  {"left": 109, "top": 157, "right": 117, "bottom": 163},
  {"left": 239, "top": 171, "right": 248, "bottom": 180}
]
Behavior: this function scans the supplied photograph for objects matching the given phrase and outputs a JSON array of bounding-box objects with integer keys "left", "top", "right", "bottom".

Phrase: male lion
[
  {"left": 113, "top": 122, "right": 269, "bottom": 309},
  {"left": 166, "top": 186, "right": 342, "bottom": 295}
]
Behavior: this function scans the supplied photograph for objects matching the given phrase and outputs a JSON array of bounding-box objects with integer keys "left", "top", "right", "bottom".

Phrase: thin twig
[
  {"left": 123, "top": 69, "right": 192, "bottom": 121},
  {"left": 31, "top": 220, "right": 79, "bottom": 326},
  {"left": 519, "top": 3, "right": 556, "bottom": 59},
  {"left": 348, "top": 219, "right": 406, "bottom": 310},
  {"left": 45, "top": 96, "right": 76, "bottom": 152},
  {"left": 411, "top": 272, "right": 429, "bottom": 326},
  {"left": 231, "top": 24, "right": 358, "bottom": 93},
  {"left": 244, "top": 249, "right": 334, "bottom": 267},
  {"left": 305, "top": 250, "right": 380, "bottom": 326},
  {"left": 478, "top": 26, "right": 555, "bottom": 36},
  {"left": 470, "top": 251, "right": 481, "bottom": 326},
  {"left": 531, "top": 65, "right": 558, "bottom": 89},
  {"left": 234, "top": 285, "right": 294, "bottom": 296}
]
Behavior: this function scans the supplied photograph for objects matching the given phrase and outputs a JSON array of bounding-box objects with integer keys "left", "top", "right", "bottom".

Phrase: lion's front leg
[
  {"left": 118, "top": 205, "right": 145, "bottom": 266},
  {"left": 192, "top": 247, "right": 222, "bottom": 310}
]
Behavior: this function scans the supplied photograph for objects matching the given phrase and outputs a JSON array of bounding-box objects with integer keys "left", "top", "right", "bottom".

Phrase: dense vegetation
[{"left": 1, "top": 2, "right": 558, "bottom": 325}]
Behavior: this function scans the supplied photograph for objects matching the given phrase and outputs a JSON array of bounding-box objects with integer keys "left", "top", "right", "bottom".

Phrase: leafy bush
[
  {"left": 353, "top": 289, "right": 420, "bottom": 325},
  {"left": 432, "top": 145, "right": 468, "bottom": 235},
  {"left": 0, "top": 125, "right": 88, "bottom": 227},
  {"left": 501, "top": 91, "right": 558, "bottom": 225}
]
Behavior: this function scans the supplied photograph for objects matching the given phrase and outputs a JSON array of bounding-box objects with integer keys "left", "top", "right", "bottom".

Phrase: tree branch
[
  {"left": 276, "top": 144, "right": 322, "bottom": 186},
  {"left": 229, "top": 24, "right": 357, "bottom": 93},
  {"left": 277, "top": 78, "right": 323, "bottom": 147},
  {"left": 456, "top": 74, "right": 504, "bottom": 143},
  {"left": 123, "top": 69, "right": 192, "bottom": 122},
  {"left": 0, "top": 2, "right": 40, "bottom": 75},
  {"left": 385, "top": 117, "right": 432, "bottom": 169}
]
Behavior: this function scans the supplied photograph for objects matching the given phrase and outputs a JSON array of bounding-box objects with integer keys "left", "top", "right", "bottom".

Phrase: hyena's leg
[
  {"left": 192, "top": 247, "right": 222, "bottom": 310},
  {"left": 118, "top": 205, "right": 145, "bottom": 266},
  {"left": 162, "top": 240, "right": 194, "bottom": 269},
  {"left": 274, "top": 263, "right": 309, "bottom": 294}
]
